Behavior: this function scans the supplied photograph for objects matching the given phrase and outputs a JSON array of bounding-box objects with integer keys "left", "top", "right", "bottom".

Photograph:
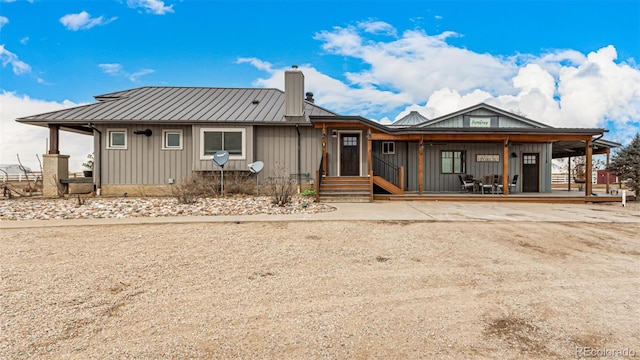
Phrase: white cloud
[
  {"left": 357, "top": 20, "right": 397, "bottom": 37},
  {"left": 0, "top": 45, "right": 31, "bottom": 75},
  {"left": 128, "top": 68, "right": 154, "bottom": 82},
  {"left": 99, "top": 63, "right": 154, "bottom": 82},
  {"left": 20, "top": 37, "right": 29, "bottom": 45},
  {"left": 98, "top": 63, "right": 123, "bottom": 75},
  {"left": 59, "top": 11, "right": 117, "bottom": 31},
  {"left": 0, "top": 91, "right": 92, "bottom": 172},
  {"left": 244, "top": 22, "right": 640, "bottom": 145},
  {"left": 126, "top": 0, "right": 174, "bottom": 15},
  {"left": 0, "top": 16, "right": 8, "bottom": 29}
]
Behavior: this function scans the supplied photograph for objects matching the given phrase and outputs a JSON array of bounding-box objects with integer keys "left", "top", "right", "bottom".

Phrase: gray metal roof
[
  {"left": 17, "top": 87, "right": 337, "bottom": 126},
  {"left": 388, "top": 111, "right": 429, "bottom": 128}
]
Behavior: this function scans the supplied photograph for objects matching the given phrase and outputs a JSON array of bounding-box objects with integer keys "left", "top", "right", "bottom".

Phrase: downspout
[
  {"left": 296, "top": 124, "right": 301, "bottom": 191},
  {"left": 87, "top": 123, "right": 102, "bottom": 195}
]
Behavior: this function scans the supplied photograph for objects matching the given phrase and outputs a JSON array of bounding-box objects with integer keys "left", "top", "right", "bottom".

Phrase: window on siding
[
  {"left": 107, "top": 129, "right": 127, "bottom": 149},
  {"left": 162, "top": 130, "right": 183, "bottom": 150},
  {"left": 441, "top": 150, "right": 466, "bottom": 174},
  {"left": 200, "top": 128, "right": 245, "bottom": 159},
  {"left": 382, "top": 141, "right": 395, "bottom": 154}
]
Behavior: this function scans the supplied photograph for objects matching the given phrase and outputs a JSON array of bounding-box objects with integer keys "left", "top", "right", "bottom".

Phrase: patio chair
[
  {"left": 458, "top": 174, "right": 475, "bottom": 192},
  {"left": 508, "top": 175, "right": 519, "bottom": 193},
  {"left": 494, "top": 174, "right": 503, "bottom": 194},
  {"left": 481, "top": 175, "right": 495, "bottom": 194}
]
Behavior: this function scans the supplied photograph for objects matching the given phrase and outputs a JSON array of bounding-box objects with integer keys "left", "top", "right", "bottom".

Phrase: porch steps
[
  {"left": 319, "top": 176, "right": 371, "bottom": 202},
  {"left": 373, "top": 176, "right": 404, "bottom": 195}
]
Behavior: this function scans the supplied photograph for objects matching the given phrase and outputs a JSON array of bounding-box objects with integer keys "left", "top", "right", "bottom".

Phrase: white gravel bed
[{"left": 0, "top": 195, "right": 335, "bottom": 221}]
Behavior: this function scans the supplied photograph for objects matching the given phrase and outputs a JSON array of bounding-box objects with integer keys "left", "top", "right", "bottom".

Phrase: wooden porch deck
[{"left": 373, "top": 190, "right": 635, "bottom": 204}]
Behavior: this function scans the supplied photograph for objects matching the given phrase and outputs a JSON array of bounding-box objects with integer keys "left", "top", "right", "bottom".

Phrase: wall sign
[
  {"left": 469, "top": 117, "right": 491, "bottom": 127},
  {"left": 476, "top": 154, "right": 500, "bottom": 162}
]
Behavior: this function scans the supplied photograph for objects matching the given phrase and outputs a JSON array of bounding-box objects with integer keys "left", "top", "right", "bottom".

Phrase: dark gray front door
[
  {"left": 340, "top": 134, "right": 360, "bottom": 176},
  {"left": 522, "top": 153, "right": 539, "bottom": 192}
]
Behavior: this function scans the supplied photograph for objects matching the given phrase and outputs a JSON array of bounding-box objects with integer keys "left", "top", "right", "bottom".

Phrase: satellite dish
[
  {"left": 248, "top": 160, "right": 264, "bottom": 196},
  {"left": 212, "top": 151, "right": 229, "bottom": 167},
  {"left": 248, "top": 161, "right": 264, "bottom": 174}
]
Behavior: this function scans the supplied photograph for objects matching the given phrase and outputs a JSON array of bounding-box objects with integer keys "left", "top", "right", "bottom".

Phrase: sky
[{"left": 1, "top": 0, "right": 639, "bottom": 172}]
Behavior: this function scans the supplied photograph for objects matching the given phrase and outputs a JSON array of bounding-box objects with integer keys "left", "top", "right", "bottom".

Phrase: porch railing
[
  {"left": 372, "top": 153, "right": 404, "bottom": 189},
  {"left": 315, "top": 156, "right": 323, "bottom": 202}
]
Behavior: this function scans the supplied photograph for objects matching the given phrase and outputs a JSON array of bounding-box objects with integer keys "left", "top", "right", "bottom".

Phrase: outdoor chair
[
  {"left": 481, "top": 175, "right": 495, "bottom": 194},
  {"left": 508, "top": 175, "right": 519, "bottom": 193},
  {"left": 494, "top": 174, "right": 503, "bottom": 194},
  {"left": 459, "top": 175, "right": 475, "bottom": 192}
]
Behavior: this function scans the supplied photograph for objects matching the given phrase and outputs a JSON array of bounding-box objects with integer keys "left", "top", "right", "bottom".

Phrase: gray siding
[
  {"left": 325, "top": 129, "right": 367, "bottom": 176},
  {"left": 426, "top": 109, "right": 537, "bottom": 128},
  {"left": 97, "top": 124, "right": 192, "bottom": 185},
  {"left": 372, "top": 141, "right": 409, "bottom": 188},
  {"left": 254, "top": 125, "right": 322, "bottom": 183},
  {"left": 417, "top": 142, "right": 551, "bottom": 192}
]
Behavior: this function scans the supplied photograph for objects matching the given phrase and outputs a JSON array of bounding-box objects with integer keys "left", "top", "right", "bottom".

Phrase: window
[
  {"left": 343, "top": 135, "right": 358, "bottom": 146},
  {"left": 441, "top": 150, "right": 466, "bottom": 174},
  {"left": 162, "top": 130, "right": 183, "bottom": 150},
  {"left": 523, "top": 154, "right": 537, "bottom": 165},
  {"left": 107, "top": 129, "right": 127, "bottom": 149},
  {"left": 382, "top": 141, "right": 395, "bottom": 154},
  {"left": 200, "top": 128, "right": 245, "bottom": 159}
]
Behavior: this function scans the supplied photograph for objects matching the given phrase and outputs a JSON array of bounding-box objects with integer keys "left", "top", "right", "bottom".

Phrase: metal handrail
[
  {"left": 315, "top": 156, "right": 323, "bottom": 202},
  {"left": 372, "top": 153, "right": 399, "bottom": 187}
]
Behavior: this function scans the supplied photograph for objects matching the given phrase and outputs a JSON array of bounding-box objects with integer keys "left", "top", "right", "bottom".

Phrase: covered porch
[{"left": 311, "top": 115, "right": 622, "bottom": 203}]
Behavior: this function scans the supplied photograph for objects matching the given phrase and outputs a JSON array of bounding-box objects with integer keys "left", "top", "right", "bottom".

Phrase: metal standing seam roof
[
  {"left": 16, "top": 86, "right": 337, "bottom": 125},
  {"left": 388, "top": 110, "right": 430, "bottom": 128}
]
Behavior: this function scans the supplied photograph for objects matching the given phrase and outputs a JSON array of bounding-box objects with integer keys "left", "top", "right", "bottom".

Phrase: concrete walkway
[{"left": 1, "top": 201, "right": 638, "bottom": 229}]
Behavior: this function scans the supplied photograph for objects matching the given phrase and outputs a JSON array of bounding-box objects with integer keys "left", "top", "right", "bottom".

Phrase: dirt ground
[{"left": 1, "top": 220, "right": 638, "bottom": 359}]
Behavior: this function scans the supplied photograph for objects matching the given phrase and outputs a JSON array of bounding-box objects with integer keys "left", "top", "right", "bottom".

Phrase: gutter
[
  {"left": 295, "top": 124, "right": 301, "bottom": 190},
  {"left": 87, "top": 123, "right": 102, "bottom": 195}
]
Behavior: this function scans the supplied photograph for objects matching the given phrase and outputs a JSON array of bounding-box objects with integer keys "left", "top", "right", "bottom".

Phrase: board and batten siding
[
  {"left": 254, "top": 125, "right": 322, "bottom": 183},
  {"left": 372, "top": 141, "right": 409, "bottom": 188},
  {"left": 97, "top": 124, "right": 192, "bottom": 185},
  {"left": 422, "top": 142, "right": 551, "bottom": 192},
  {"left": 427, "top": 109, "right": 537, "bottom": 128},
  {"left": 191, "top": 125, "right": 254, "bottom": 172},
  {"left": 324, "top": 129, "right": 367, "bottom": 176}
]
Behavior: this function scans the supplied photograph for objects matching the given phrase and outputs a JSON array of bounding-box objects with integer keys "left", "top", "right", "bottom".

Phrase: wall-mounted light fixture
[
  {"left": 331, "top": 129, "right": 338, "bottom": 138},
  {"left": 133, "top": 129, "right": 152, "bottom": 137},
  {"left": 366, "top": 132, "right": 371, "bottom": 139},
  {"left": 321, "top": 133, "right": 326, "bottom": 139},
  {"left": 511, "top": 152, "right": 518, "bottom": 158}
]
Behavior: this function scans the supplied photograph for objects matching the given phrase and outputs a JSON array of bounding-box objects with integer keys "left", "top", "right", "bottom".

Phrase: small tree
[{"left": 608, "top": 133, "right": 640, "bottom": 196}]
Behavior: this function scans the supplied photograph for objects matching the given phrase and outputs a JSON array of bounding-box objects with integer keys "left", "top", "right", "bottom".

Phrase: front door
[
  {"left": 522, "top": 153, "right": 539, "bottom": 192},
  {"left": 340, "top": 133, "right": 360, "bottom": 176}
]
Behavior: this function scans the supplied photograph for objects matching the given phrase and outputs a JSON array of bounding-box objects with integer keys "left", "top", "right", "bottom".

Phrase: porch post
[
  {"left": 49, "top": 124, "right": 60, "bottom": 154},
  {"left": 585, "top": 139, "right": 593, "bottom": 195},
  {"left": 568, "top": 156, "right": 572, "bottom": 191},
  {"left": 366, "top": 129, "right": 372, "bottom": 174},
  {"left": 418, "top": 140, "right": 424, "bottom": 195},
  {"left": 605, "top": 148, "right": 610, "bottom": 194},
  {"left": 503, "top": 139, "right": 509, "bottom": 195},
  {"left": 322, "top": 124, "right": 327, "bottom": 176}
]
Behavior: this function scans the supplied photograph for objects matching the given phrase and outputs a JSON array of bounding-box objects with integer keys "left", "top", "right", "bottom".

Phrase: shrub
[
  {"left": 171, "top": 172, "right": 220, "bottom": 204},
  {"left": 266, "top": 163, "right": 296, "bottom": 206}
]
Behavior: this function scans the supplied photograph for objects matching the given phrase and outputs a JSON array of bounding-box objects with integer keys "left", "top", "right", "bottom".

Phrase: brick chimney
[{"left": 285, "top": 65, "right": 304, "bottom": 118}]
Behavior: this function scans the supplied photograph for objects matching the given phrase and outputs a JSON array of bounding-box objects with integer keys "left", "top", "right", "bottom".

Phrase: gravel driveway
[{"left": 1, "top": 215, "right": 638, "bottom": 358}]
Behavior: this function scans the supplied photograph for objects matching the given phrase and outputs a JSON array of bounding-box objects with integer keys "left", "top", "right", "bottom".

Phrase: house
[{"left": 17, "top": 67, "right": 621, "bottom": 202}]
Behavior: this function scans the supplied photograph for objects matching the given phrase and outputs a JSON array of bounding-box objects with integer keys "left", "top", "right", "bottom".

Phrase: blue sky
[{"left": 1, "top": 0, "right": 639, "bottom": 171}]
